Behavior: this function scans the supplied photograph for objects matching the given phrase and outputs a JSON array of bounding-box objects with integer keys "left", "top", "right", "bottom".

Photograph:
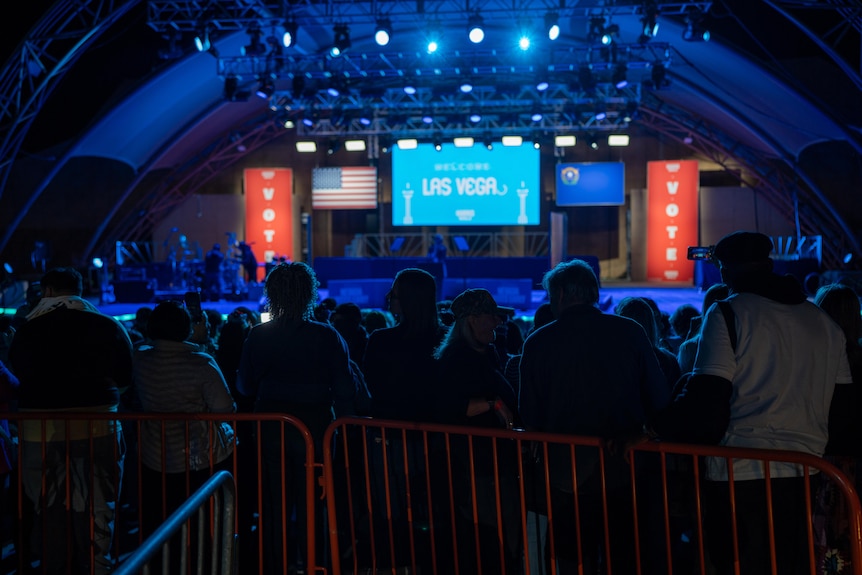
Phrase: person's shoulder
[{"left": 367, "top": 325, "right": 398, "bottom": 342}]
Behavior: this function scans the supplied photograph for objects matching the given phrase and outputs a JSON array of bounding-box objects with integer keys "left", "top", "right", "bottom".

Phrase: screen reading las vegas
[{"left": 391, "top": 143, "right": 540, "bottom": 226}]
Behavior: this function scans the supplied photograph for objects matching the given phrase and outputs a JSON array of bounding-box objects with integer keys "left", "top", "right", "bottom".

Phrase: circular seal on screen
[{"left": 560, "top": 166, "right": 579, "bottom": 185}]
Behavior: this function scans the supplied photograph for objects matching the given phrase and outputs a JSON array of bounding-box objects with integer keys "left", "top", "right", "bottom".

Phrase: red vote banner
[
  {"left": 646, "top": 160, "right": 699, "bottom": 282},
  {"left": 244, "top": 168, "right": 293, "bottom": 281}
]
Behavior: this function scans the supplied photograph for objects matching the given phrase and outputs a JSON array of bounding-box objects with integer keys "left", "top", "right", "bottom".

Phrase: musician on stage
[
  {"left": 204, "top": 243, "right": 225, "bottom": 301},
  {"left": 239, "top": 242, "right": 259, "bottom": 286}
]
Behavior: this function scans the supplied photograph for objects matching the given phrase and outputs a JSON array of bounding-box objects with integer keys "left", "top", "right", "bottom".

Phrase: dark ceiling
[{"left": 1, "top": 0, "right": 861, "bottom": 273}]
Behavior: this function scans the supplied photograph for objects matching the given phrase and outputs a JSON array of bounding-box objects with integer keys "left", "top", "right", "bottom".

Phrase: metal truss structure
[{"left": 147, "top": 1, "right": 704, "bottom": 138}]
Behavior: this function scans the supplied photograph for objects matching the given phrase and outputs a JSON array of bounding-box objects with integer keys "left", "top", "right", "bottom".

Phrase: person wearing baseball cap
[
  {"left": 432, "top": 287, "right": 521, "bottom": 573},
  {"left": 711, "top": 231, "right": 775, "bottom": 291},
  {"left": 631, "top": 230, "right": 854, "bottom": 574}
]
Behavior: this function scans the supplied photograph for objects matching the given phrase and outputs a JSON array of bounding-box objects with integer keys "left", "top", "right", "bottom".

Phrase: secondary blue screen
[
  {"left": 391, "top": 143, "right": 541, "bottom": 226},
  {"left": 555, "top": 162, "right": 625, "bottom": 206}
]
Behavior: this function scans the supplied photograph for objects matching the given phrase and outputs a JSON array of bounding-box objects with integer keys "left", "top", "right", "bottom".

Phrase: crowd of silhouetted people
[{"left": 0, "top": 230, "right": 861, "bottom": 575}]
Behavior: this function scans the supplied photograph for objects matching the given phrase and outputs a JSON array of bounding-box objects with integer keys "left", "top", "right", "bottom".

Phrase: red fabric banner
[
  {"left": 646, "top": 160, "right": 699, "bottom": 282},
  {"left": 244, "top": 168, "right": 293, "bottom": 281}
]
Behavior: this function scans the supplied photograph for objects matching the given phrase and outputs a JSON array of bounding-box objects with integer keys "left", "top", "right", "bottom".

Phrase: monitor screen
[
  {"left": 391, "top": 143, "right": 541, "bottom": 226},
  {"left": 555, "top": 162, "right": 625, "bottom": 206}
]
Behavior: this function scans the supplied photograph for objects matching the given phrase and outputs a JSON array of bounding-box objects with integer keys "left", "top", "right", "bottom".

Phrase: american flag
[{"left": 312, "top": 167, "right": 378, "bottom": 209}]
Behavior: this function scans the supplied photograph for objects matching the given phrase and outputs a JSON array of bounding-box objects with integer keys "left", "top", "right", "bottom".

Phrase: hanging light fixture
[
  {"left": 255, "top": 77, "right": 274, "bottom": 99},
  {"left": 194, "top": 23, "right": 211, "bottom": 52},
  {"left": 639, "top": 2, "right": 660, "bottom": 42},
  {"left": 468, "top": 14, "right": 485, "bottom": 44},
  {"left": 545, "top": 12, "right": 560, "bottom": 41},
  {"left": 425, "top": 20, "right": 442, "bottom": 54},
  {"left": 374, "top": 18, "right": 392, "bottom": 46},
  {"left": 613, "top": 63, "right": 628, "bottom": 90},
  {"left": 242, "top": 28, "right": 267, "bottom": 56},
  {"left": 282, "top": 19, "right": 298, "bottom": 48},
  {"left": 330, "top": 24, "right": 351, "bottom": 57}
]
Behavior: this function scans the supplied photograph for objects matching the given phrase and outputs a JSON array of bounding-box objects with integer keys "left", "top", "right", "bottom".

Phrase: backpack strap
[{"left": 716, "top": 300, "right": 737, "bottom": 353}]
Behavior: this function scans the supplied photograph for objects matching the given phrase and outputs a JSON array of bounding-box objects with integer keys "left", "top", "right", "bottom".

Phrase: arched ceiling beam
[{"left": 0, "top": 0, "right": 141, "bottom": 207}]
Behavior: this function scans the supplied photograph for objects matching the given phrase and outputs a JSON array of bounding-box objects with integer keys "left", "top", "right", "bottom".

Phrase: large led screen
[
  {"left": 555, "top": 162, "right": 625, "bottom": 206},
  {"left": 391, "top": 143, "right": 540, "bottom": 226}
]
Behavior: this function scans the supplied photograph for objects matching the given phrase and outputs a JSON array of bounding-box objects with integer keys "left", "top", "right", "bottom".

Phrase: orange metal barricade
[
  {"left": 6, "top": 411, "right": 862, "bottom": 575},
  {"left": 322, "top": 417, "right": 862, "bottom": 575},
  {"left": 3, "top": 411, "right": 319, "bottom": 575}
]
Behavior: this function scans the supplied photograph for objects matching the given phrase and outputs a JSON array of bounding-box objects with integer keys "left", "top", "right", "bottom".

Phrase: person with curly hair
[{"left": 236, "top": 261, "right": 355, "bottom": 574}]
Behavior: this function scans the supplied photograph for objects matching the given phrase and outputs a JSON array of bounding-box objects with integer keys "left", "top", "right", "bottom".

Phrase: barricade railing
[
  {"left": 321, "top": 417, "right": 862, "bottom": 575},
  {"left": 113, "top": 469, "right": 237, "bottom": 575},
  {"left": 2, "top": 411, "right": 319, "bottom": 575},
  {"left": 6, "top": 411, "right": 861, "bottom": 575}
]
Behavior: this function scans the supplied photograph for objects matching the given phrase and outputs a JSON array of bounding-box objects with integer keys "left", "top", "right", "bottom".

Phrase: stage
[{"left": 95, "top": 280, "right": 708, "bottom": 322}]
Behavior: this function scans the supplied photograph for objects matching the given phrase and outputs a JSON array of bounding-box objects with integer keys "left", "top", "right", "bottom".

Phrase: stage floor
[{"left": 97, "top": 280, "right": 708, "bottom": 320}]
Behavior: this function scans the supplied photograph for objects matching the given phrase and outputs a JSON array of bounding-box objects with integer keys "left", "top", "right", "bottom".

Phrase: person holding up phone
[{"left": 184, "top": 291, "right": 214, "bottom": 355}]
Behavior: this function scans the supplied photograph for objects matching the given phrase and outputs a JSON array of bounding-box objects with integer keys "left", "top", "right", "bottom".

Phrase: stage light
[
  {"left": 344, "top": 139, "right": 366, "bottom": 151},
  {"left": 588, "top": 134, "right": 599, "bottom": 150},
  {"left": 433, "top": 134, "right": 443, "bottom": 151},
  {"left": 469, "top": 110, "right": 482, "bottom": 123},
  {"left": 326, "top": 85, "right": 340, "bottom": 97},
  {"left": 454, "top": 137, "right": 474, "bottom": 148},
  {"left": 330, "top": 24, "right": 350, "bottom": 57},
  {"left": 359, "top": 109, "right": 372, "bottom": 126},
  {"left": 326, "top": 140, "right": 341, "bottom": 155},
  {"left": 518, "top": 34, "right": 531, "bottom": 51},
  {"left": 588, "top": 18, "right": 618, "bottom": 46},
  {"left": 536, "top": 76, "right": 550, "bottom": 92},
  {"left": 468, "top": 14, "right": 485, "bottom": 44},
  {"left": 613, "top": 63, "right": 628, "bottom": 89},
  {"left": 545, "top": 12, "right": 560, "bottom": 41},
  {"left": 623, "top": 100, "right": 639, "bottom": 122},
  {"left": 578, "top": 65, "right": 596, "bottom": 93},
  {"left": 92, "top": 257, "right": 104, "bottom": 269},
  {"left": 255, "top": 77, "right": 274, "bottom": 99},
  {"left": 242, "top": 29, "right": 267, "bottom": 56},
  {"left": 532, "top": 137, "right": 541, "bottom": 149},
  {"left": 502, "top": 135, "right": 523, "bottom": 146},
  {"left": 531, "top": 106, "right": 543, "bottom": 122},
  {"left": 459, "top": 81, "right": 473, "bottom": 93},
  {"left": 282, "top": 118, "right": 295, "bottom": 129},
  {"left": 224, "top": 75, "right": 239, "bottom": 101},
  {"left": 844, "top": 252, "right": 854, "bottom": 264},
  {"left": 302, "top": 115, "right": 314, "bottom": 127},
  {"left": 608, "top": 134, "right": 630, "bottom": 146},
  {"left": 588, "top": 18, "right": 604, "bottom": 44},
  {"left": 683, "top": 19, "right": 710, "bottom": 42},
  {"left": 483, "top": 135, "right": 494, "bottom": 150},
  {"left": 397, "top": 138, "right": 418, "bottom": 150},
  {"left": 296, "top": 141, "right": 317, "bottom": 152},
  {"left": 194, "top": 24, "right": 211, "bottom": 52},
  {"left": 555, "top": 135, "right": 576, "bottom": 147},
  {"left": 283, "top": 19, "right": 298, "bottom": 48},
  {"left": 650, "top": 62, "right": 668, "bottom": 88},
  {"left": 595, "top": 103, "right": 607, "bottom": 121},
  {"left": 403, "top": 84, "right": 417, "bottom": 95},
  {"left": 374, "top": 18, "right": 392, "bottom": 46},
  {"left": 230, "top": 132, "right": 247, "bottom": 152},
  {"left": 421, "top": 110, "right": 434, "bottom": 124},
  {"left": 425, "top": 21, "right": 442, "bottom": 54},
  {"left": 602, "top": 23, "right": 619, "bottom": 45},
  {"left": 640, "top": 3, "right": 659, "bottom": 41}
]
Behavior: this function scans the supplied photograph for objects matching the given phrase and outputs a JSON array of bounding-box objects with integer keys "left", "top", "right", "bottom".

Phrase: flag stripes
[{"left": 312, "top": 167, "right": 378, "bottom": 209}]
